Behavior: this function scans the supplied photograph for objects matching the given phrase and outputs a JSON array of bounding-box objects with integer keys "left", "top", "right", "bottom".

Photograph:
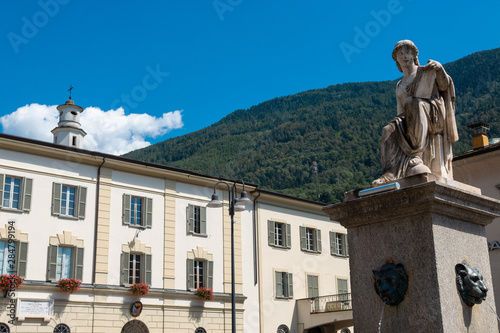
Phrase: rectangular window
[
  {"left": 187, "top": 204, "right": 206, "bottom": 235},
  {"left": 337, "top": 278, "right": 349, "bottom": 300},
  {"left": 0, "top": 240, "right": 28, "bottom": 277},
  {"left": 300, "top": 226, "right": 322, "bottom": 253},
  {"left": 52, "top": 183, "right": 86, "bottom": 219},
  {"left": 120, "top": 252, "right": 152, "bottom": 286},
  {"left": 0, "top": 175, "right": 32, "bottom": 211},
  {"left": 130, "top": 196, "right": 143, "bottom": 226},
  {"left": 122, "top": 194, "right": 153, "bottom": 228},
  {"left": 56, "top": 247, "right": 72, "bottom": 279},
  {"left": 194, "top": 260, "right": 205, "bottom": 289},
  {"left": 47, "top": 245, "right": 83, "bottom": 282},
  {"left": 61, "top": 185, "right": 76, "bottom": 216},
  {"left": 268, "top": 220, "right": 291, "bottom": 248},
  {"left": 186, "top": 258, "right": 213, "bottom": 290},
  {"left": 275, "top": 271, "right": 293, "bottom": 299},
  {"left": 129, "top": 254, "right": 142, "bottom": 284},
  {"left": 307, "top": 274, "right": 319, "bottom": 298},
  {"left": 330, "top": 232, "right": 349, "bottom": 257}
]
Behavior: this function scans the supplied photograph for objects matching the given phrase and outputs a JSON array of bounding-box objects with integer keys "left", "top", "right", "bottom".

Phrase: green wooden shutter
[
  {"left": 75, "top": 247, "right": 84, "bottom": 280},
  {"left": 287, "top": 273, "right": 294, "bottom": 298},
  {"left": 122, "top": 194, "right": 131, "bottom": 225},
  {"left": 206, "top": 260, "right": 214, "bottom": 289},
  {"left": 145, "top": 197, "right": 153, "bottom": 228},
  {"left": 187, "top": 205, "right": 194, "bottom": 233},
  {"left": 52, "top": 183, "right": 62, "bottom": 215},
  {"left": 77, "top": 186, "right": 87, "bottom": 219},
  {"left": 200, "top": 207, "right": 207, "bottom": 234},
  {"left": 330, "top": 231, "right": 337, "bottom": 255},
  {"left": 285, "top": 223, "right": 291, "bottom": 249},
  {"left": 268, "top": 220, "right": 275, "bottom": 246},
  {"left": 345, "top": 234, "right": 349, "bottom": 257},
  {"left": 144, "top": 254, "right": 152, "bottom": 285},
  {"left": 275, "top": 271, "right": 283, "bottom": 298},
  {"left": 121, "top": 252, "right": 130, "bottom": 286},
  {"left": 17, "top": 241, "right": 28, "bottom": 278},
  {"left": 300, "top": 226, "right": 306, "bottom": 251},
  {"left": 316, "top": 229, "right": 322, "bottom": 253},
  {"left": 186, "top": 258, "right": 194, "bottom": 290},
  {"left": 0, "top": 174, "right": 4, "bottom": 208},
  {"left": 308, "top": 275, "right": 319, "bottom": 298},
  {"left": 47, "top": 245, "right": 58, "bottom": 282},
  {"left": 22, "top": 178, "right": 33, "bottom": 211}
]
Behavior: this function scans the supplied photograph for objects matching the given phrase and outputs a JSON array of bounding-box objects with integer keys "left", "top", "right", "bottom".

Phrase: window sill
[
  {"left": 302, "top": 249, "right": 320, "bottom": 254},
  {"left": 189, "top": 232, "right": 208, "bottom": 238},
  {"left": 270, "top": 244, "right": 290, "bottom": 250},
  {"left": 333, "top": 254, "right": 349, "bottom": 258},
  {"left": 128, "top": 224, "right": 148, "bottom": 230},
  {"left": 0, "top": 208, "right": 26, "bottom": 214},
  {"left": 275, "top": 296, "right": 293, "bottom": 301},
  {"left": 54, "top": 215, "right": 80, "bottom": 221}
]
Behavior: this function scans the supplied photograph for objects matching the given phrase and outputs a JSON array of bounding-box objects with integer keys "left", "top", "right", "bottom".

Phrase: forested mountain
[{"left": 124, "top": 48, "right": 500, "bottom": 203}]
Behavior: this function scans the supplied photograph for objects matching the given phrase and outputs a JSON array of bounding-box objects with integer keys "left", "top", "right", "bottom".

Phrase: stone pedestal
[{"left": 323, "top": 175, "right": 500, "bottom": 333}]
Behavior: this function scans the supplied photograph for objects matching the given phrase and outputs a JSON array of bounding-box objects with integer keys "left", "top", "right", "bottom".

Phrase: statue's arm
[
  {"left": 425, "top": 59, "right": 449, "bottom": 91},
  {"left": 396, "top": 82, "right": 404, "bottom": 116}
]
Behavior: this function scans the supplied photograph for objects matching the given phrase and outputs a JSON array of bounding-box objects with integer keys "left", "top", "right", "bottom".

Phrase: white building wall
[
  {"left": 107, "top": 170, "right": 165, "bottom": 288},
  {"left": 257, "top": 201, "right": 350, "bottom": 333}
]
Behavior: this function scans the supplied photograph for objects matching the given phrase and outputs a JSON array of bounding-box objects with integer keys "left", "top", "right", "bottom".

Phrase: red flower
[
  {"left": 130, "top": 283, "right": 150, "bottom": 296},
  {"left": 195, "top": 287, "right": 214, "bottom": 301},
  {"left": 57, "top": 278, "right": 82, "bottom": 293},
  {"left": 0, "top": 274, "right": 24, "bottom": 293}
]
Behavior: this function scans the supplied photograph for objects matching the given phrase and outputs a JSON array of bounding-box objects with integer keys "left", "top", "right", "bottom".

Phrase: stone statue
[
  {"left": 373, "top": 263, "right": 408, "bottom": 306},
  {"left": 455, "top": 262, "right": 488, "bottom": 307},
  {"left": 373, "top": 40, "right": 458, "bottom": 185}
]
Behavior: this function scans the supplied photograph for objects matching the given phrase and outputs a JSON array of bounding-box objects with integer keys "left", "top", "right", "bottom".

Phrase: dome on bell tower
[{"left": 51, "top": 92, "right": 87, "bottom": 149}]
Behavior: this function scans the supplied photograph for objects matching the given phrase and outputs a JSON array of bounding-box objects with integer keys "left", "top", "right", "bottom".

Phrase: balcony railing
[{"left": 310, "top": 293, "right": 352, "bottom": 313}]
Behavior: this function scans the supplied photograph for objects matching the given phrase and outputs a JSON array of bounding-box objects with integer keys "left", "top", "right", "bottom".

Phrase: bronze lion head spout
[
  {"left": 455, "top": 262, "right": 488, "bottom": 307},
  {"left": 373, "top": 263, "right": 408, "bottom": 306}
]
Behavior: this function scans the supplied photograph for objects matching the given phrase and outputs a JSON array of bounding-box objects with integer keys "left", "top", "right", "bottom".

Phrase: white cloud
[{"left": 0, "top": 103, "right": 183, "bottom": 155}]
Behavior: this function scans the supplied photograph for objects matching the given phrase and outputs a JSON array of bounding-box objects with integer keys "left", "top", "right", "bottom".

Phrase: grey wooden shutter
[
  {"left": 47, "top": 245, "right": 58, "bottom": 282},
  {"left": 122, "top": 194, "right": 131, "bottom": 225},
  {"left": 22, "top": 178, "right": 33, "bottom": 211},
  {"left": 17, "top": 241, "right": 28, "bottom": 278},
  {"left": 330, "top": 231, "right": 337, "bottom": 255},
  {"left": 51, "top": 183, "right": 62, "bottom": 215},
  {"left": 200, "top": 207, "right": 207, "bottom": 234},
  {"left": 145, "top": 254, "right": 152, "bottom": 285},
  {"left": 186, "top": 258, "right": 194, "bottom": 290},
  {"left": 316, "top": 229, "right": 322, "bottom": 253},
  {"left": 287, "top": 273, "right": 294, "bottom": 298},
  {"left": 121, "top": 252, "right": 130, "bottom": 286},
  {"left": 345, "top": 234, "right": 349, "bottom": 257},
  {"left": 338, "top": 278, "right": 348, "bottom": 294},
  {"left": 268, "top": 220, "right": 275, "bottom": 246},
  {"left": 77, "top": 186, "right": 87, "bottom": 219},
  {"left": 0, "top": 174, "right": 4, "bottom": 208},
  {"left": 207, "top": 260, "right": 214, "bottom": 289},
  {"left": 75, "top": 247, "right": 84, "bottom": 280},
  {"left": 285, "top": 223, "right": 291, "bottom": 249},
  {"left": 300, "top": 226, "right": 306, "bottom": 251},
  {"left": 308, "top": 275, "right": 319, "bottom": 298},
  {"left": 145, "top": 197, "right": 153, "bottom": 228},
  {"left": 187, "top": 205, "right": 194, "bottom": 233},
  {"left": 275, "top": 271, "right": 283, "bottom": 298}
]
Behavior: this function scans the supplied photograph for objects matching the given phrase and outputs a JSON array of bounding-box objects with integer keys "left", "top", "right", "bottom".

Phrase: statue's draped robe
[{"left": 379, "top": 66, "right": 458, "bottom": 180}]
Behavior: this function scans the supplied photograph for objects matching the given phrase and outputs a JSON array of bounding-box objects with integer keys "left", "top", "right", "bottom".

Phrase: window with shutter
[
  {"left": 187, "top": 204, "right": 207, "bottom": 236},
  {"left": 275, "top": 271, "right": 293, "bottom": 299},
  {"left": 0, "top": 175, "right": 33, "bottom": 212},
  {"left": 301, "top": 227, "right": 322, "bottom": 253},
  {"left": 123, "top": 194, "right": 153, "bottom": 228},
  {"left": 52, "top": 183, "right": 87, "bottom": 219}
]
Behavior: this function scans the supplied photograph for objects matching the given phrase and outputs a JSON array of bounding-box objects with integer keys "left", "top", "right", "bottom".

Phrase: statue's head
[
  {"left": 392, "top": 40, "right": 419, "bottom": 72},
  {"left": 373, "top": 263, "right": 408, "bottom": 306},
  {"left": 455, "top": 262, "right": 488, "bottom": 307}
]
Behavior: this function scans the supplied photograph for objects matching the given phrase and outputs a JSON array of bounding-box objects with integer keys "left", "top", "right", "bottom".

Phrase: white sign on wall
[{"left": 16, "top": 298, "right": 53, "bottom": 322}]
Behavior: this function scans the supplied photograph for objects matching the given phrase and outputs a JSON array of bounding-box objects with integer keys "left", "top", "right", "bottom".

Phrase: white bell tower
[{"left": 51, "top": 92, "right": 86, "bottom": 149}]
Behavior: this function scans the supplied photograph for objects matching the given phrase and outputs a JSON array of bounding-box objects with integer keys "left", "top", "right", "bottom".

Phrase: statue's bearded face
[{"left": 456, "top": 263, "right": 488, "bottom": 307}]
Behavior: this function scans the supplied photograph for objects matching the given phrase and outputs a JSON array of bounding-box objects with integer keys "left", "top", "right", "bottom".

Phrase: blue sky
[{"left": 1, "top": 0, "right": 499, "bottom": 154}]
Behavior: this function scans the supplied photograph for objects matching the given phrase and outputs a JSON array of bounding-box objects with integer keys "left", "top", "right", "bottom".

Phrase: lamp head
[{"left": 207, "top": 193, "right": 223, "bottom": 208}]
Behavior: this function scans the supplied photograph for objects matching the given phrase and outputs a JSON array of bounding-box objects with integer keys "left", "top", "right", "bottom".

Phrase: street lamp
[{"left": 207, "top": 180, "right": 253, "bottom": 333}]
